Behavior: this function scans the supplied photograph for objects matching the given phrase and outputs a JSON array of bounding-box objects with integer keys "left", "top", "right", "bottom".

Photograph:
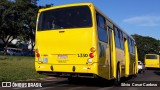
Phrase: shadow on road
[
  {"left": 67, "top": 78, "right": 115, "bottom": 87},
  {"left": 154, "top": 70, "right": 160, "bottom": 76},
  {"left": 146, "top": 68, "right": 160, "bottom": 70},
  {"left": 52, "top": 75, "right": 137, "bottom": 87}
]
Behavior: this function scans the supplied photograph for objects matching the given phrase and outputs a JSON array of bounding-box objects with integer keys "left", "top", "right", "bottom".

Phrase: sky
[{"left": 37, "top": 0, "right": 160, "bottom": 40}]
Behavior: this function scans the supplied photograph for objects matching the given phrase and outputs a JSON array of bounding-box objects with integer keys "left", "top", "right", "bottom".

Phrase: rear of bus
[
  {"left": 35, "top": 3, "right": 99, "bottom": 78},
  {"left": 145, "top": 54, "right": 160, "bottom": 68}
]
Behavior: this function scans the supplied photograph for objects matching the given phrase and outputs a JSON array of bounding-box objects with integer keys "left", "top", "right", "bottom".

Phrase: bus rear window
[
  {"left": 146, "top": 55, "right": 158, "bottom": 59},
  {"left": 38, "top": 6, "right": 92, "bottom": 31}
]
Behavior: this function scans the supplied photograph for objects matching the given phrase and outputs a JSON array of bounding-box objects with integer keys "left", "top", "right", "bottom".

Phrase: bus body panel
[
  {"left": 35, "top": 28, "right": 96, "bottom": 65},
  {"left": 97, "top": 41, "right": 110, "bottom": 79},
  {"left": 124, "top": 38, "right": 130, "bottom": 76},
  {"left": 115, "top": 48, "right": 125, "bottom": 77},
  {"left": 129, "top": 53, "right": 136, "bottom": 75},
  {"left": 35, "top": 28, "right": 99, "bottom": 74},
  {"left": 135, "top": 46, "right": 139, "bottom": 74},
  {"left": 111, "top": 30, "right": 116, "bottom": 79},
  {"left": 145, "top": 54, "right": 160, "bottom": 68}
]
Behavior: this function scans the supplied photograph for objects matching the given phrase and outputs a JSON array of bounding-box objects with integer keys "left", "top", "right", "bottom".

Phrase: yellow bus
[
  {"left": 35, "top": 3, "right": 138, "bottom": 84},
  {"left": 145, "top": 54, "right": 160, "bottom": 68}
]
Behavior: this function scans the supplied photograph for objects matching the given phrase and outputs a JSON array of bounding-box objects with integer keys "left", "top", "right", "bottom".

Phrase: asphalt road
[{"left": 1, "top": 70, "right": 160, "bottom": 90}]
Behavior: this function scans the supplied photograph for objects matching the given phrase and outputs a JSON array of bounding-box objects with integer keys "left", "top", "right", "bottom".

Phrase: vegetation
[
  {"left": 132, "top": 34, "right": 160, "bottom": 62},
  {"left": 0, "top": 55, "right": 46, "bottom": 82},
  {"left": 0, "top": 0, "right": 53, "bottom": 82},
  {"left": 0, "top": 0, "right": 38, "bottom": 54},
  {"left": 0, "top": 0, "right": 54, "bottom": 54}
]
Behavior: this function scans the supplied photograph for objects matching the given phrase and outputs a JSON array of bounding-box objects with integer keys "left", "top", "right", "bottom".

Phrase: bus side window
[
  {"left": 114, "top": 27, "right": 121, "bottom": 48},
  {"left": 128, "top": 37, "right": 134, "bottom": 54},
  {"left": 119, "top": 31, "right": 124, "bottom": 50},
  {"left": 96, "top": 13, "right": 108, "bottom": 43},
  {"left": 131, "top": 40, "right": 135, "bottom": 54}
]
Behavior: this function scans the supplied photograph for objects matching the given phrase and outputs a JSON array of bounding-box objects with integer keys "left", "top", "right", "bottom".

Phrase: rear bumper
[
  {"left": 35, "top": 62, "right": 98, "bottom": 78},
  {"left": 37, "top": 71, "right": 98, "bottom": 78},
  {"left": 145, "top": 65, "right": 159, "bottom": 68}
]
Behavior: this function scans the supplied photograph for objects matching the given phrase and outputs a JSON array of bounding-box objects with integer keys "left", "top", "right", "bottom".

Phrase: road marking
[
  {"left": 96, "top": 87, "right": 113, "bottom": 90},
  {"left": 66, "top": 86, "right": 85, "bottom": 90}
]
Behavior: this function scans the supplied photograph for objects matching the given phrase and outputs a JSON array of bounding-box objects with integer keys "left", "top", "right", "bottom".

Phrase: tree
[
  {"left": 132, "top": 34, "right": 160, "bottom": 62},
  {"left": 0, "top": 0, "right": 22, "bottom": 54},
  {"left": 15, "top": 0, "right": 38, "bottom": 51},
  {"left": 0, "top": 0, "right": 38, "bottom": 54}
]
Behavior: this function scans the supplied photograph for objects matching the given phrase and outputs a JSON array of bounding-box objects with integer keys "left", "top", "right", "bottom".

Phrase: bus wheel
[
  {"left": 133, "top": 63, "right": 137, "bottom": 77},
  {"left": 141, "top": 70, "right": 145, "bottom": 73},
  {"left": 114, "top": 65, "right": 121, "bottom": 86}
]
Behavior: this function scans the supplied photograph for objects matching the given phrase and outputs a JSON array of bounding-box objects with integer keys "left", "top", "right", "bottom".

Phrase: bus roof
[
  {"left": 39, "top": 2, "right": 135, "bottom": 41},
  {"left": 39, "top": 3, "right": 93, "bottom": 12}
]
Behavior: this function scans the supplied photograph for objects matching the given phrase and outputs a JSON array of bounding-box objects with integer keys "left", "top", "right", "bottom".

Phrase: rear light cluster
[
  {"left": 35, "top": 49, "right": 40, "bottom": 58},
  {"left": 89, "top": 47, "right": 96, "bottom": 58},
  {"left": 87, "top": 47, "right": 96, "bottom": 63},
  {"left": 89, "top": 53, "right": 94, "bottom": 58}
]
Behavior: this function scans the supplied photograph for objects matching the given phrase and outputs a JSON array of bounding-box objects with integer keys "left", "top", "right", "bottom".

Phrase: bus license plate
[{"left": 58, "top": 55, "right": 68, "bottom": 59}]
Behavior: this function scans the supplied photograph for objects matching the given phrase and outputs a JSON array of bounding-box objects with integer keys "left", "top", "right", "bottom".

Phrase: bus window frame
[
  {"left": 37, "top": 5, "right": 93, "bottom": 31},
  {"left": 96, "top": 12, "right": 108, "bottom": 43}
]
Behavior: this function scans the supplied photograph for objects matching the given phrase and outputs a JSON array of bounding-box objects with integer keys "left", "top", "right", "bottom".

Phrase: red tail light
[
  {"left": 89, "top": 47, "right": 95, "bottom": 58},
  {"left": 36, "top": 53, "right": 40, "bottom": 58},
  {"left": 35, "top": 49, "right": 40, "bottom": 58},
  {"left": 89, "top": 53, "right": 94, "bottom": 58}
]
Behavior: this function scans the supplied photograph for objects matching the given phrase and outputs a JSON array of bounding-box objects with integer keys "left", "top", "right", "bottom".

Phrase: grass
[{"left": 0, "top": 55, "right": 47, "bottom": 82}]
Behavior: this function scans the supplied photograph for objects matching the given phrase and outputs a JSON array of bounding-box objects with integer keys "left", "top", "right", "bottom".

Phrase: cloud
[{"left": 123, "top": 16, "right": 160, "bottom": 27}]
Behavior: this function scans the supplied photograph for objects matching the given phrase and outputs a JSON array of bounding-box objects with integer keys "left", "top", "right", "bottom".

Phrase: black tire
[
  {"left": 139, "top": 70, "right": 142, "bottom": 74},
  {"left": 140, "top": 70, "right": 143, "bottom": 74},
  {"left": 114, "top": 65, "right": 121, "bottom": 86},
  {"left": 142, "top": 70, "right": 145, "bottom": 73},
  {"left": 134, "top": 63, "right": 136, "bottom": 75},
  {"left": 140, "top": 70, "right": 144, "bottom": 74}
]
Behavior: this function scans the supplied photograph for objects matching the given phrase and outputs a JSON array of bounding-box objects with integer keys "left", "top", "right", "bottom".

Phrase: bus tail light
[
  {"left": 89, "top": 47, "right": 95, "bottom": 58},
  {"left": 35, "top": 49, "right": 40, "bottom": 58},
  {"left": 89, "top": 53, "right": 94, "bottom": 58},
  {"left": 90, "top": 47, "right": 96, "bottom": 53},
  {"left": 87, "top": 47, "right": 95, "bottom": 64},
  {"left": 35, "top": 49, "right": 39, "bottom": 53},
  {"left": 36, "top": 53, "right": 40, "bottom": 58}
]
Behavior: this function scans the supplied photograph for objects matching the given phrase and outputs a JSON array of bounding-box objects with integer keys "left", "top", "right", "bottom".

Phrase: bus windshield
[
  {"left": 146, "top": 55, "right": 158, "bottom": 59},
  {"left": 38, "top": 6, "right": 92, "bottom": 31}
]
